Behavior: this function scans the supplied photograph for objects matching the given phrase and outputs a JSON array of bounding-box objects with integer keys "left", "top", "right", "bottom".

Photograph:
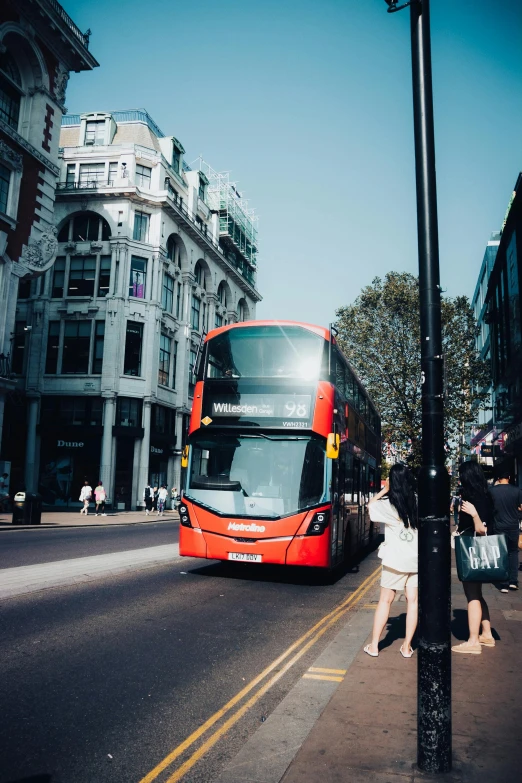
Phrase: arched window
[
  {"left": 58, "top": 213, "right": 111, "bottom": 243},
  {"left": 167, "top": 235, "right": 176, "bottom": 263},
  {"left": 0, "top": 50, "right": 23, "bottom": 130},
  {"left": 217, "top": 281, "right": 227, "bottom": 307},
  {"left": 194, "top": 261, "right": 206, "bottom": 289},
  {"left": 237, "top": 298, "right": 250, "bottom": 323}
]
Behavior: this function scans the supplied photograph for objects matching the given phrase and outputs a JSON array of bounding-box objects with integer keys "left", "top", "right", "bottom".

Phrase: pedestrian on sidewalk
[
  {"left": 452, "top": 460, "right": 496, "bottom": 655},
  {"left": 152, "top": 486, "right": 159, "bottom": 512},
  {"left": 489, "top": 464, "right": 522, "bottom": 593},
  {"left": 94, "top": 481, "right": 107, "bottom": 516},
  {"left": 170, "top": 486, "right": 180, "bottom": 511},
  {"left": 450, "top": 487, "right": 461, "bottom": 527},
  {"left": 143, "top": 484, "right": 153, "bottom": 515},
  {"left": 79, "top": 481, "right": 92, "bottom": 515},
  {"left": 157, "top": 485, "right": 168, "bottom": 516},
  {"left": 364, "top": 464, "right": 418, "bottom": 659}
]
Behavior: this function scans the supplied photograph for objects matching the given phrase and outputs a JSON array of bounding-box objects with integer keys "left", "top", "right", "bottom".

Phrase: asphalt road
[
  {"left": 0, "top": 522, "right": 179, "bottom": 569},
  {"left": 0, "top": 546, "right": 379, "bottom": 783}
]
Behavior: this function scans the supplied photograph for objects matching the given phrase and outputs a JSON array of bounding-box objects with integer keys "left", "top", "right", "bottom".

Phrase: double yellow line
[{"left": 139, "top": 564, "right": 381, "bottom": 783}]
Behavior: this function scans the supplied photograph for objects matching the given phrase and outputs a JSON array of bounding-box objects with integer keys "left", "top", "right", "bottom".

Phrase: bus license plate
[{"left": 228, "top": 553, "right": 262, "bottom": 563}]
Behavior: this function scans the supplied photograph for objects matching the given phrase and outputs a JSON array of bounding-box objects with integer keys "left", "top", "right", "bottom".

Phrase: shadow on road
[
  {"left": 6, "top": 776, "right": 53, "bottom": 783},
  {"left": 187, "top": 560, "right": 361, "bottom": 587}
]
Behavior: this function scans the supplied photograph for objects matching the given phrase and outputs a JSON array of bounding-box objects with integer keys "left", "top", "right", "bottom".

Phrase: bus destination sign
[{"left": 210, "top": 394, "right": 312, "bottom": 424}]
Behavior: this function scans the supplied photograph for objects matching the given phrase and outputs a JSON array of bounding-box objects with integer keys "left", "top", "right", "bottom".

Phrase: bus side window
[
  {"left": 335, "top": 352, "right": 346, "bottom": 398},
  {"left": 344, "top": 451, "right": 354, "bottom": 503}
]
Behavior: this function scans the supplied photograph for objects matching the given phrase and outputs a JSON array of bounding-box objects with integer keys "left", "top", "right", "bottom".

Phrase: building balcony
[{"left": 56, "top": 179, "right": 123, "bottom": 191}]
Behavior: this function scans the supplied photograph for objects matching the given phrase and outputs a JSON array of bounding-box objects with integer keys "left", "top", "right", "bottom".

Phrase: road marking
[
  {"left": 302, "top": 673, "right": 344, "bottom": 682},
  {"left": 307, "top": 666, "right": 346, "bottom": 675},
  {"left": 138, "top": 564, "right": 381, "bottom": 783},
  {"left": 362, "top": 603, "right": 377, "bottom": 609}
]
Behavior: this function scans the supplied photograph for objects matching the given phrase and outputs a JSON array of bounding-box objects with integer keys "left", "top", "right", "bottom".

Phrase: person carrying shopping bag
[
  {"left": 452, "top": 460, "right": 496, "bottom": 654},
  {"left": 365, "top": 464, "right": 418, "bottom": 659}
]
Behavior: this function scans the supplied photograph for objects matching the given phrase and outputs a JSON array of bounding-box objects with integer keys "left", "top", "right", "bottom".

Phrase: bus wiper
[{"left": 241, "top": 434, "right": 308, "bottom": 441}]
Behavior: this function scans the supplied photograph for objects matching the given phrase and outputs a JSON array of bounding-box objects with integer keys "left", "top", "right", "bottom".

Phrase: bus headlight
[
  {"left": 178, "top": 503, "right": 192, "bottom": 528},
  {"left": 306, "top": 511, "right": 329, "bottom": 536}
]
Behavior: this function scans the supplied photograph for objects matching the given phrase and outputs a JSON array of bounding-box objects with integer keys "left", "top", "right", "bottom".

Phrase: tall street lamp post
[{"left": 385, "top": 0, "right": 451, "bottom": 773}]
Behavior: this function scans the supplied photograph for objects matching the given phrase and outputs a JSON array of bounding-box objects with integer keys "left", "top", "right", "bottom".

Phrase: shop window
[
  {"left": 124, "top": 321, "right": 143, "bottom": 376},
  {"left": 68, "top": 256, "right": 96, "bottom": 297},
  {"left": 98, "top": 256, "right": 111, "bottom": 297},
  {"left": 0, "top": 163, "right": 10, "bottom": 214},
  {"left": 191, "top": 295, "right": 200, "bottom": 331},
  {"left": 90, "top": 398, "right": 103, "bottom": 425},
  {"left": 62, "top": 320, "right": 91, "bottom": 374},
  {"left": 158, "top": 334, "right": 171, "bottom": 386},
  {"left": 92, "top": 321, "right": 105, "bottom": 374},
  {"left": 45, "top": 322, "right": 60, "bottom": 374},
  {"left": 152, "top": 404, "right": 176, "bottom": 437},
  {"left": 116, "top": 397, "right": 142, "bottom": 427},
  {"left": 11, "top": 321, "right": 26, "bottom": 374},
  {"left": 51, "top": 257, "right": 66, "bottom": 298},
  {"left": 133, "top": 211, "right": 149, "bottom": 242},
  {"left": 129, "top": 256, "right": 147, "bottom": 299},
  {"left": 162, "top": 273, "right": 174, "bottom": 313},
  {"left": 61, "top": 397, "right": 87, "bottom": 425},
  {"left": 136, "top": 164, "right": 152, "bottom": 189}
]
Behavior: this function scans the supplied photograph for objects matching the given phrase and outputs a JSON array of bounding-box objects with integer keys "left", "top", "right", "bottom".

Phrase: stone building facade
[
  {"left": 0, "top": 0, "right": 98, "bottom": 482},
  {"left": 11, "top": 109, "right": 261, "bottom": 508}
]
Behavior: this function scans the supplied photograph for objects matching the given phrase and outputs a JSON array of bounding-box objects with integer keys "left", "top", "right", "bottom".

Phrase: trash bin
[{"left": 12, "top": 492, "right": 42, "bottom": 525}]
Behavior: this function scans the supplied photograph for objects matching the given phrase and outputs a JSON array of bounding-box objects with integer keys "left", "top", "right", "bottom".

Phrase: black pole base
[{"left": 417, "top": 638, "right": 452, "bottom": 773}]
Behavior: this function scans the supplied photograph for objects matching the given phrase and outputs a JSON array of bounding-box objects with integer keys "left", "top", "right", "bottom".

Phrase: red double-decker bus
[{"left": 179, "top": 321, "right": 381, "bottom": 569}]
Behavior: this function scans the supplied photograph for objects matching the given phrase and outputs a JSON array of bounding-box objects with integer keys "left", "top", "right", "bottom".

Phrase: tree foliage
[{"left": 335, "top": 272, "right": 491, "bottom": 467}]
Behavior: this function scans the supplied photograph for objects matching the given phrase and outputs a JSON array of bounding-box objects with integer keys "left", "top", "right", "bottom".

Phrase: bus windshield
[
  {"left": 186, "top": 433, "right": 327, "bottom": 518},
  {"left": 205, "top": 325, "right": 325, "bottom": 380}
]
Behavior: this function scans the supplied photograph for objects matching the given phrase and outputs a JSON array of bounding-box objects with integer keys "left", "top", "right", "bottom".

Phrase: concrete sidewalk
[
  {"left": 277, "top": 568, "right": 522, "bottom": 783},
  {"left": 215, "top": 560, "right": 522, "bottom": 783},
  {"left": 0, "top": 543, "right": 182, "bottom": 599},
  {"left": 0, "top": 508, "right": 179, "bottom": 530}
]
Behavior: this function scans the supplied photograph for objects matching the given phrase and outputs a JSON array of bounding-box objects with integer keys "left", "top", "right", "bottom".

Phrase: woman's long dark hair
[
  {"left": 388, "top": 463, "right": 417, "bottom": 529},
  {"left": 459, "top": 460, "right": 493, "bottom": 514}
]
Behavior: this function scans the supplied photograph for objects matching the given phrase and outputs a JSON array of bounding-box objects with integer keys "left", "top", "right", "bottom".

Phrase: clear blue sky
[{"left": 63, "top": 0, "right": 522, "bottom": 327}]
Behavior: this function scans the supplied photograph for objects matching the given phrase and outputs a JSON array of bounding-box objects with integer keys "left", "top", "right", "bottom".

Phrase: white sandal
[
  {"left": 364, "top": 644, "right": 379, "bottom": 658},
  {"left": 400, "top": 645, "right": 414, "bottom": 658}
]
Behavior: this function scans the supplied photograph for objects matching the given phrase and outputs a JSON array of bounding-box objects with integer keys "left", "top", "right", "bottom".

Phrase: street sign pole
[{"left": 386, "top": 0, "right": 451, "bottom": 772}]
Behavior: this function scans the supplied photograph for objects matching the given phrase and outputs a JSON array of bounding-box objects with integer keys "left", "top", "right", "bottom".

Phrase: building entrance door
[{"left": 114, "top": 439, "right": 134, "bottom": 510}]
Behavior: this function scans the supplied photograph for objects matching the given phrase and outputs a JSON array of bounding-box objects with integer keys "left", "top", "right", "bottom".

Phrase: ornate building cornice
[
  {"left": 0, "top": 141, "right": 23, "bottom": 171},
  {"left": 0, "top": 120, "right": 60, "bottom": 176}
]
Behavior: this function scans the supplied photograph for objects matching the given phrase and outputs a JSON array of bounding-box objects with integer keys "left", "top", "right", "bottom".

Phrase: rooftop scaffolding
[{"left": 194, "top": 158, "right": 258, "bottom": 269}]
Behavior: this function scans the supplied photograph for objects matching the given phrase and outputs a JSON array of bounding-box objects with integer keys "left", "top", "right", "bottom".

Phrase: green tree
[{"left": 335, "top": 272, "right": 491, "bottom": 468}]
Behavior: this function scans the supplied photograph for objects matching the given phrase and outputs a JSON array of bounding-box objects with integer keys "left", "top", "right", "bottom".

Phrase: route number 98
[{"left": 285, "top": 401, "right": 308, "bottom": 417}]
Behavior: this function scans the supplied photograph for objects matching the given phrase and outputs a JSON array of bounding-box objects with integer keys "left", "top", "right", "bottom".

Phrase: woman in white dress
[{"left": 364, "top": 463, "right": 418, "bottom": 659}]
